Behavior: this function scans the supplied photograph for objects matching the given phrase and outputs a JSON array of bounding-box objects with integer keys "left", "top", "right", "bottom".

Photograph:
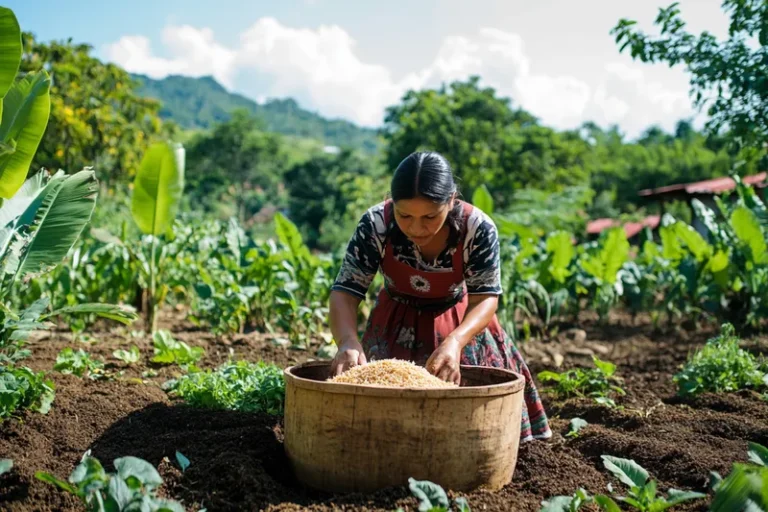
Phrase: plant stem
[{"left": 149, "top": 235, "right": 157, "bottom": 334}]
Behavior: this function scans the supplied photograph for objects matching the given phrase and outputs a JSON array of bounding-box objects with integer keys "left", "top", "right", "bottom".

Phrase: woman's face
[{"left": 393, "top": 195, "right": 455, "bottom": 247}]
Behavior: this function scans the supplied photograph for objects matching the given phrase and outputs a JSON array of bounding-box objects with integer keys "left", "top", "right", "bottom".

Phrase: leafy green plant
[
  {"left": 538, "top": 357, "right": 626, "bottom": 407},
  {"left": 163, "top": 360, "right": 285, "bottom": 415},
  {"left": 540, "top": 488, "right": 592, "bottom": 512},
  {"left": 674, "top": 323, "right": 768, "bottom": 396},
  {"left": 36, "top": 451, "right": 185, "bottom": 512},
  {"left": 0, "top": 364, "right": 55, "bottom": 420},
  {"left": 398, "top": 478, "right": 470, "bottom": 512},
  {"left": 113, "top": 345, "right": 140, "bottom": 365},
  {"left": 151, "top": 329, "right": 203, "bottom": 368},
  {"left": 593, "top": 455, "right": 706, "bottom": 511},
  {"left": 130, "top": 140, "right": 185, "bottom": 333},
  {"left": 54, "top": 348, "right": 104, "bottom": 378},
  {"left": 566, "top": 418, "right": 588, "bottom": 439},
  {"left": 710, "top": 442, "right": 768, "bottom": 511}
]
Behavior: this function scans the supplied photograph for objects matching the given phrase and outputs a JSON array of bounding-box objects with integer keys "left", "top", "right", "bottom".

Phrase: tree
[
  {"left": 184, "top": 109, "right": 286, "bottom": 223},
  {"left": 381, "top": 76, "right": 593, "bottom": 209},
  {"left": 19, "top": 33, "right": 172, "bottom": 183},
  {"left": 612, "top": 0, "right": 768, "bottom": 155},
  {"left": 284, "top": 148, "right": 384, "bottom": 249}
]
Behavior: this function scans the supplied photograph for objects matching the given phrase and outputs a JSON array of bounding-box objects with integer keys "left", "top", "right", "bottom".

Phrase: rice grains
[{"left": 328, "top": 359, "right": 457, "bottom": 388}]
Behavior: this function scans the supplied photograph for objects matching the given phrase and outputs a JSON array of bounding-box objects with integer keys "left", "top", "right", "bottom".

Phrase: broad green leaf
[
  {"left": 567, "top": 417, "right": 588, "bottom": 437},
  {"left": 0, "top": 7, "right": 21, "bottom": 100},
  {"left": 0, "top": 458, "right": 11, "bottom": 476},
  {"left": 539, "top": 496, "right": 575, "bottom": 512},
  {"left": 408, "top": 478, "right": 450, "bottom": 511},
  {"left": 107, "top": 476, "right": 134, "bottom": 509},
  {"left": 175, "top": 451, "right": 190, "bottom": 472},
  {"left": 0, "top": 170, "right": 47, "bottom": 228},
  {"left": 472, "top": 184, "right": 494, "bottom": 214},
  {"left": 731, "top": 206, "right": 767, "bottom": 264},
  {"left": 114, "top": 456, "right": 163, "bottom": 488},
  {"left": 43, "top": 303, "right": 138, "bottom": 325},
  {"left": 747, "top": 442, "right": 768, "bottom": 466},
  {"left": 131, "top": 141, "right": 185, "bottom": 236},
  {"left": 656, "top": 489, "right": 707, "bottom": 510},
  {"left": 546, "top": 231, "right": 573, "bottom": 283},
  {"left": 601, "top": 455, "right": 649, "bottom": 488},
  {"left": 673, "top": 222, "right": 711, "bottom": 262},
  {"left": 660, "top": 225, "right": 683, "bottom": 261},
  {"left": 274, "top": 212, "right": 311, "bottom": 261},
  {"left": 15, "top": 170, "right": 98, "bottom": 277},
  {"left": 593, "top": 495, "right": 622, "bottom": 512},
  {"left": 0, "top": 71, "right": 51, "bottom": 199},
  {"left": 593, "top": 357, "right": 616, "bottom": 377}
]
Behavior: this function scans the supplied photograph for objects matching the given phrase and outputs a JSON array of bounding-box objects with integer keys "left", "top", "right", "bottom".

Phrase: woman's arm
[
  {"left": 328, "top": 290, "right": 368, "bottom": 376},
  {"left": 426, "top": 294, "right": 498, "bottom": 383}
]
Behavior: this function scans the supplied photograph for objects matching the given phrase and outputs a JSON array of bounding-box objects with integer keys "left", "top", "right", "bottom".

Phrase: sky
[{"left": 9, "top": 0, "right": 731, "bottom": 140}]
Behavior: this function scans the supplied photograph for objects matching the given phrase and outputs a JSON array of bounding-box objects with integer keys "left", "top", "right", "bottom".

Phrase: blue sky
[{"left": 8, "top": 0, "right": 730, "bottom": 138}]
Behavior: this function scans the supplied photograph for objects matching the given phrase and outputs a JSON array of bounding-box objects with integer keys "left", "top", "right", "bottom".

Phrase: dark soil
[{"left": 1, "top": 311, "right": 766, "bottom": 511}]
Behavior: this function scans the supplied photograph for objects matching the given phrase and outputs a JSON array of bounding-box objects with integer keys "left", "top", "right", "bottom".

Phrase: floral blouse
[{"left": 331, "top": 201, "right": 503, "bottom": 300}]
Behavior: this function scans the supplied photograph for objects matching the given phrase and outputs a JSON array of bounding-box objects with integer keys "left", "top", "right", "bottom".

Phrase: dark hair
[{"left": 391, "top": 151, "right": 458, "bottom": 204}]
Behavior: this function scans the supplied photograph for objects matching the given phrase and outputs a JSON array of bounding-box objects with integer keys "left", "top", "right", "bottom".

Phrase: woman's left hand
[{"left": 426, "top": 335, "right": 462, "bottom": 385}]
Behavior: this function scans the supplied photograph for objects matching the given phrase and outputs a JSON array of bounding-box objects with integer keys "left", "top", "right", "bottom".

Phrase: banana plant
[
  {"left": 130, "top": 140, "right": 185, "bottom": 333},
  {"left": 0, "top": 7, "right": 49, "bottom": 200}
]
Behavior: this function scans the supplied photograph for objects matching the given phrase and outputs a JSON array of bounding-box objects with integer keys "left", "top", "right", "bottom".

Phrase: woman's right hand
[{"left": 330, "top": 339, "right": 367, "bottom": 377}]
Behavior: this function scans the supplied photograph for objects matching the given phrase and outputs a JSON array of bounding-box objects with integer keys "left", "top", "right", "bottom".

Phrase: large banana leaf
[
  {"left": 0, "top": 71, "right": 51, "bottom": 199},
  {"left": 131, "top": 141, "right": 184, "bottom": 236},
  {"left": 15, "top": 169, "right": 98, "bottom": 277},
  {"left": 0, "top": 7, "right": 21, "bottom": 106},
  {"left": 0, "top": 170, "right": 47, "bottom": 257}
]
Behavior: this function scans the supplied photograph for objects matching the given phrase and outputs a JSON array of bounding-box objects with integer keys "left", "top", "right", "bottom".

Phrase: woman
[{"left": 329, "top": 151, "right": 552, "bottom": 442}]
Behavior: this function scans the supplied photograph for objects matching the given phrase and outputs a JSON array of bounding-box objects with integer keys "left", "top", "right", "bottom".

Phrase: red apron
[{"left": 359, "top": 199, "right": 553, "bottom": 441}]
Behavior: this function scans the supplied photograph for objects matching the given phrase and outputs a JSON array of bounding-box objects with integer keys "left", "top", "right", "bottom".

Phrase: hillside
[{"left": 131, "top": 73, "right": 381, "bottom": 153}]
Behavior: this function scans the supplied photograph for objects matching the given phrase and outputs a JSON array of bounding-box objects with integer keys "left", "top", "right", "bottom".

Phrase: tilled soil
[{"left": 0, "top": 314, "right": 765, "bottom": 511}]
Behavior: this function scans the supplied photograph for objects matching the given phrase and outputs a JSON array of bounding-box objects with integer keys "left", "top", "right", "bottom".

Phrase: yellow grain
[{"left": 328, "top": 359, "right": 457, "bottom": 388}]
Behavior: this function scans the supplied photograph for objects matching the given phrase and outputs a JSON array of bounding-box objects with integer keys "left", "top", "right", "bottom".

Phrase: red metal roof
[
  {"left": 586, "top": 215, "right": 660, "bottom": 238},
  {"left": 639, "top": 172, "right": 767, "bottom": 197}
]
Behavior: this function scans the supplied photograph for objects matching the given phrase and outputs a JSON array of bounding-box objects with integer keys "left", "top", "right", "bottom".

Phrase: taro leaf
[
  {"left": 472, "top": 184, "right": 494, "bottom": 215},
  {"left": 114, "top": 456, "right": 163, "bottom": 489},
  {"left": 539, "top": 496, "right": 575, "bottom": 512},
  {"left": 601, "top": 455, "right": 649, "bottom": 488},
  {"left": 0, "top": 458, "right": 12, "bottom": 476},
  {"left": 453, "top": 496, "right": 471, "bottom": 512},
  {"left": 408, "top": 478, "right": 450, "bottom": 511},
  {"left": 107, "top": 475, "right": 134, "bottom": 510},
  {"left": 662, "top": 488, "right": 707, "bottom": 508},
  {"left": 175, "top": 451, "right": 190, "bottom": 473},
  {"left": 567, "top": 418, "right": 588, "bottom": 437},
  {"left": 747, "top": 442, "right": 768, "bottom": 466}
]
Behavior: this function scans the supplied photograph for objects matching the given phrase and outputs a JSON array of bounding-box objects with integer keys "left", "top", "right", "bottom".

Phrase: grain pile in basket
[{"left": 328, "top": 359, "right": 458, "bottom": 388}]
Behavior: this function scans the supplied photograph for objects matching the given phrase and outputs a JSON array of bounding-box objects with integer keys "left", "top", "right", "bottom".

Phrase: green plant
[
  {"left": 113, "top": 345, "right": 140, "bottom": 365},
  {"left": 151, "top": 329, "right": 203, "bottom": 368},
  {"left": 593, "top": 456, "right": 705, "bottom": 511},
  {"left": 710, "top": 442, "right": 768, "bottom": 511},
  {"left": 0, "top": 458, "right": 11, "bottom": 476},
  {"left": 0, "top": 364, "right": 54, "bottom": 420},
  {"left": 163, "top": 360, "right": 285, "bottom": 415},
  {"left": 36, "top": 451, "right": 185, "bottom": 512},
  {"left": 398, "top": 478, "right": 470, "bottom": 512},
  {"left": 674, "top": 323, "right": 768, "bottom": 396},
  {"left": 130, "top": 140, "right": 185, "bottom": 333},
  {"left": 566, "top": 418, "right": 588, "bottom": 439},
  {"left": 54, "top": 348, "right": 104, "bottom": 379},
  {"left": 538, "top": 357, "right": 626, "bottom": 407},
  {"left": 540, "top": 489, "right": 592, "bottom": 512}
]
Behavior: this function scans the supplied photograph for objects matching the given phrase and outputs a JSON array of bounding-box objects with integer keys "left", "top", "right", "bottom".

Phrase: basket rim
[{"left": 283, "top": 360, "right": 526, "bottom": 398}]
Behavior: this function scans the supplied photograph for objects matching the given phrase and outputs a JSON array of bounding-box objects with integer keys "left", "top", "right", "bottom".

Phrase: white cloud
[{"left": 102, "top": 19, "right": 697, "bottom": 138}]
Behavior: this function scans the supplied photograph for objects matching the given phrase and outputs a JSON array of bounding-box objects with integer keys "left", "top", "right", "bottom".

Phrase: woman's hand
[
  {"left": 330, "top": 339, "right": 367, "bottom": 377},
  {"left": 426, "top": 335, "right": 462, "bottom": 385}
]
